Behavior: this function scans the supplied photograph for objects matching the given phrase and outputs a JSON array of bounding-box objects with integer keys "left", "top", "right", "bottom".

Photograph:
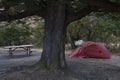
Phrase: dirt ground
[{"left": 0, "top": 48, "right": 120, "bottom": 80}]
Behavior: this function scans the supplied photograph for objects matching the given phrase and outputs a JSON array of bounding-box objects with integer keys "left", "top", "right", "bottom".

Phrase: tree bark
[{"left": 38, "top": 2, "right": 67, "bottom": 69}]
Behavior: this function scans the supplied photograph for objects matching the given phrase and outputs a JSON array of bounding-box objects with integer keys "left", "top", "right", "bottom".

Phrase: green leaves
[
  {"left": 67, "top": 13, "right": 120, "bottom": 43},
  {"left": 0, "top": 21, "right": 32, "bottom": 46},
  {"left": 33, "top": 20, "right": 44, "bottom": 46}
]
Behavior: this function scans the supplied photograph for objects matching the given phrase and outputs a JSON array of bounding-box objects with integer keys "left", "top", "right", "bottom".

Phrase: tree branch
[
  {"left": 66, "top": 6, "right": 94, "bottom": 24},
  {"left": 66, "top": 0, "right": 120, "bottom": 24},
  {"left": 80, "top": 0, "right": 120, "bottom": 12},
  {"left": 0, "top": 10, "right": 45, "bottom": 22},
  {"left": 0, "top": 11, "right": 34, "bottom": 21}
]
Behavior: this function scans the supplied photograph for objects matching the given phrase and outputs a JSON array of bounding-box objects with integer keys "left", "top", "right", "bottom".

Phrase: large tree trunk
[{"left": 38, "top": 1, "right": 67, "bottom": 69}]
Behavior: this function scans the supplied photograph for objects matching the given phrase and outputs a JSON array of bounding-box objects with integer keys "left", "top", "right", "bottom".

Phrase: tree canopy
[{"left": 0, "top": 0, "right": 120, "bottom": 22}]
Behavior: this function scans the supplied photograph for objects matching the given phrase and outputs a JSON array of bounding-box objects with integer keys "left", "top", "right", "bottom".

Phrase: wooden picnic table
[{"left": 4, "top": 45, "right": 34, "bottom": 56}]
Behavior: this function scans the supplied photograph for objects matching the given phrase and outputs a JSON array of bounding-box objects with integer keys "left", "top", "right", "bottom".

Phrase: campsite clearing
[{"left": 0, "top": 48, "right": 120, "bottom": 80}]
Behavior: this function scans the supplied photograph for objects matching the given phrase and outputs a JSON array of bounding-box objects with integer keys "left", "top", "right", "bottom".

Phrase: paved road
[
  {"left": 1, "top": 48, "right": 120, "bottom": 74},
  {"left": 0, "top": 48, "right": 42, "bottom": 66},
  {"left": 0, "top": 48, "right": 42, "bottom": 73},
  {"left": 0, "top": 48, "right": 72, "bottom": 67}
]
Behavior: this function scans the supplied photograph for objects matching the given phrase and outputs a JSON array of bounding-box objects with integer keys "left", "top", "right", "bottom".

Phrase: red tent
[{"left": 68, "top": 41, "right": 111, "bottom": 59}]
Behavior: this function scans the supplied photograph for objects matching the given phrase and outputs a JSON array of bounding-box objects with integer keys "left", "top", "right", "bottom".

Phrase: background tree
[
  {"left": 33, "top": 19, "right": 44, "bottom": 47},
  {"left": 0, "top": 21, "right": 32, "bottom": 46},
  {"left": 67, "top": 12, "right": 120, "bottom": 51}
]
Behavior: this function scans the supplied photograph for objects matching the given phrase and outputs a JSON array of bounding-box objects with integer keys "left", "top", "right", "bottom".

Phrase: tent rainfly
[{"left": 68, "top": 41, "right": 111, "bottom": 59}]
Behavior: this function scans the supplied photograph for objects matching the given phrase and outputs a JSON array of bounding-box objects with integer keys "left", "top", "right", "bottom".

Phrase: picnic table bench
[{"left": 4, "top": 45, "right": 34, "bottom": 56}]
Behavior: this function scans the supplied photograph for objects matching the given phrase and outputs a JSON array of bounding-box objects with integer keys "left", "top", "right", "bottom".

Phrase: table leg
[
  {"left": 26, "top": 47, "right": 32, "bottom": 55},
  {"left": 8, "top": 48, "right": 13, "bottom": 56}
]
